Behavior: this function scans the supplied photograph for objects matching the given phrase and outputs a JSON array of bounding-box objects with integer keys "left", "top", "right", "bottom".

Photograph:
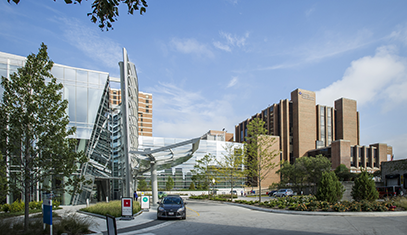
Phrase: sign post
[
  {"left": 106, "top": 214, "right": 117, "bottom": 235},
  {"left": 141, "top": 195, "right": 150, "bottom": 211},
  {"left": 121, "top": 197, "right": 133, "bottom": 220},
  {"left": 43, "top": 194, "right": 52, "bottom": 235}
]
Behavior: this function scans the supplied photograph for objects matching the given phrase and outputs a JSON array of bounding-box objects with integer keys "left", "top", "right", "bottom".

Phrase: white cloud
[
  {"left": 213, "top": 31, "right": 249, "bottom": 52},
  {"left": 384, "top": 133, "right": 407, "bottom": 160},
  {"left": 213, "top": 41, "right": 231, "bottom": 52},
  {"left": 389, "top": 24, "right": 407, "bottom": 46},
  {"left": 305, "top": 7, "right": 315, "bottom": 17},
  {"left": 61, "top": 18, "right": 122, "bottom": 69},
  {"left": 316, "top": 46, "right": 407, "bottom": 110},
  {"left": 304, "top": 29, "right": 374, "bottom": 62},
  {"left": 227, "top": 77, "right": 238, "bottom": 88},
  {"left": 147, "top": 82, "right": 238, "bottom": 138},
  {"left": 170, "top": 38, "right": 214, "bottom": 58}
]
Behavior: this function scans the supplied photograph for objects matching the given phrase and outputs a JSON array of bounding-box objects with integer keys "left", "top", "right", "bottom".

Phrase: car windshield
[
  {"left": 163, "top": 197, "right": 182, "bottom": 205},
  {"left": 278, "top": 189, "right": 286, "bottom": 192}
]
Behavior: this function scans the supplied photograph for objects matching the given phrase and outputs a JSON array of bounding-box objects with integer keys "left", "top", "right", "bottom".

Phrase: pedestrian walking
[{"left": 134, "top": 191, "right": 138, "bottom": 201}]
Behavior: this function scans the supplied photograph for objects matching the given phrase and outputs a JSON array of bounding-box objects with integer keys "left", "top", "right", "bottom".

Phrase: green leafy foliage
[
  {"left": 10, "top": 199, "right": 24, "bottom": 213},
  {"left": 0, "top": 43, "right": 87, "bottom": 231},
  {"left": 351, "top": 171, "right": 379, "bottom": 201},
  {"left": 189, "top": 182, "right": 195, "bottom": 190},
  {"left": 191, "top": 154, "right": 215, "bottom": 194},
  {"left": 244, "top": 117, "right": 279, "bottom": 202},
  {"left": 334, "top": 164, "right": 356, "bottom": 181},
  {"left": 215, "top": 144, "right": 245, "bottom": 201},
  {"left": 276, "top": 155, "right": 331, "bottom": 194},
  {"left": 316, "top": 171, "right": 344, "bottom": 204},
  {"left": 80, "top": 200, "right": 141, "bottom": 217},
  {"left": 0, "top": 154, "right": 8, "bottom": 203},
  {"left": 165, "top": 176, "right": 174, "bottom": 191},
  {"left": 137, "top": 178, "right": 148, "bottom": 191},
  {"left": 7, "top": 0, "right": 148, "bottom": 31}
]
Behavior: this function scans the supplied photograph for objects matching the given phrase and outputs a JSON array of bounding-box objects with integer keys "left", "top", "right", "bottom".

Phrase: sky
[{"left": 1, "top": 0, "right": 406, "bottom": 160}]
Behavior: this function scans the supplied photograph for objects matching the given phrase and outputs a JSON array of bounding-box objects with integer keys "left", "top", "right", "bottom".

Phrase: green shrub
[
  {"left": 349, "top": 202, "right": 362, "bottom": 212},
  {"left": 80, "top": 200, "right": 141, "bottom": 217},
  {"left": 2, "top": 203, "right": 10, "bottom": 212},
  {"left": 295, "top": 204, "right": 307, "bottom": 211},
  {"left": 392, "top": 197, "right": 407, "bottom": 210},
  {"left": 316, "top": 171, "right": 344, "bottom": 204},
  {"left": 360, "top": 200, "right": 373, "bottom": 211},
  {"left": 10, "top": 199, "right": 24, "bottom": 213},
  {"left": 351, "top": 171, "right": 379, "bottom": 202},
  {"left": 332, "top": 203, "right": 347, "bottom": 212},
  {"left": 53, "top": 200, "right": 60, "bottom": 209}
]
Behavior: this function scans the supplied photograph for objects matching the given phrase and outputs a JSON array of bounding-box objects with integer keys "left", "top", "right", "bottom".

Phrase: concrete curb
[
  {"left": 77, "top": 209, "right": 144, "bottom": 219},
  {"left": 189, "top": 199, "right": 407, "bottom": 217}
]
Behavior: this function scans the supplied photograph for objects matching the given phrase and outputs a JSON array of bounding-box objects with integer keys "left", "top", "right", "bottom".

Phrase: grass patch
[
  {"left": 392, "top": 197, "right": 407, "bottom": 210},
  {"left": 80, "top": 200, "right": 141, "bottom": 217}
]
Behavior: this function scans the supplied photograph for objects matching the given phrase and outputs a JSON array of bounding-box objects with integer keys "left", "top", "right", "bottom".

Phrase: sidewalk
[{"left": 60, "top": 205, "right": 166, "bottom": 235}]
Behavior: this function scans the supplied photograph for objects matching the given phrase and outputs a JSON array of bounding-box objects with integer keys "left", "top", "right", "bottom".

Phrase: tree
[
  {"left": 7, "top": 0, "right": 148, "bottom": 31},
  {"left": 191, "top": 154, "right": 215, "bottom": 196},
  {"left": 0, "top": 154, "right": 8, "bottom": 203},
  {"left": 275, "top": 161, "right": 307, "bottom": 193},
  {"left": 189, "top": 182, "right": 195, "bottom": 190},
  {"left": 351, "top": 170, "right": 379, "bottom": 202},
  {"left": 245, "top": 117, "right": 279, "bottom": 202},
  {"left": 275, "top": 155, "right": 331, "bottom": 194},
  {"left": 0, "top": 43, "right": 87, "bottom": 231},
  {"left": 295, "top": 155, "right": 331, "bottom": 194},
  {"left": 137, "top": 178, "right": 147, "bottom": 191},
  {"left": 166, "top": 176, "right": 174, "bottom": 191},
  {"left": 334, "top": 164, "right": 356, "bottom": 181},
  {"left": 316, "top": 171, "right": 344, "bottom": 203},
  {"left": 216, "top": 144, "right": 245, "bottom": 201}
]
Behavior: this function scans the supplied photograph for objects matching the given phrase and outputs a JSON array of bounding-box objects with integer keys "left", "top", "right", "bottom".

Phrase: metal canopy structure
[{"left": 130, "top": 137, "right": 201, "bottom": 204}]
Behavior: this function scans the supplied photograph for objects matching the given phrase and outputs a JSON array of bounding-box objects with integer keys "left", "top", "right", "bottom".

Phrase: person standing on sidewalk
[{"left": 134, "top": 191, "right": 139, "bottom": 201}]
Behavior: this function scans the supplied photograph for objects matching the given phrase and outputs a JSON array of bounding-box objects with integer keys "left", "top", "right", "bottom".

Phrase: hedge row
[{"left": 1, "top": 200, "right": 61, "bottom": 213}]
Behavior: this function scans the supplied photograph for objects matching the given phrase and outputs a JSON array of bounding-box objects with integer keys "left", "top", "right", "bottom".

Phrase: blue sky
[{"left": 1, "top": 0, "right": 407, "bottom": 160}]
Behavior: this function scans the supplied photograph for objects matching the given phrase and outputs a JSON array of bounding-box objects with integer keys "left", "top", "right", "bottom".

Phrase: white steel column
[{"left": 150, "top": 162, "right": 158, "bottom": 205}]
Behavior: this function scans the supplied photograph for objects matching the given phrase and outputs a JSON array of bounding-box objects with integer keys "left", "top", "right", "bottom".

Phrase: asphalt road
[{"left": 123, "top": 200, "right": 407, "bottom": 235}]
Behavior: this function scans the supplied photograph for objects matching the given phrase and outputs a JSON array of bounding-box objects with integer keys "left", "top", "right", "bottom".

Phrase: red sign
[{"left": 124, "top": 199, "right": 131, "bottom": 207}]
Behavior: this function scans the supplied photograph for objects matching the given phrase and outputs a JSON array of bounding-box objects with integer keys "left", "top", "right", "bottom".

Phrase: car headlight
[
  {"left": 177, "top": 207, "right": 185, "bottom": 212},
  {"left": 158, "top": 207, "right": 165, "bottom": 212}
]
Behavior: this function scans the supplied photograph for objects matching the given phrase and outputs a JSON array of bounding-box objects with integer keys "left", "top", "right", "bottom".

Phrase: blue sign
[{"left": 43, "top": 199, "right": 52, "bottom": 225}]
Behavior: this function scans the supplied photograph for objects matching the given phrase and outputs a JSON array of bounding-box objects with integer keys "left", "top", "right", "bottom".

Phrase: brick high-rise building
[
  {"left": 109, "top": 77, "right": 153, "bottom": 137},
  {"left": 235, "top": 88, "right": 392, "bottom": 180}
]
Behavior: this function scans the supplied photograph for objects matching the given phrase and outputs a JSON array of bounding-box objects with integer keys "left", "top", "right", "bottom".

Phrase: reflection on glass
[
  {"left": 87, "top": 88, "right": 103, "bottom": 124},
  {"left": 65, "top": 86, "right": 76, "bottom": 122},
  {"left": 65, "top": 68, "right": 76, "bottom": 81},
  {"left": 0, "top": 63, "right": 7, "bottom": 70},
  {"left": 76, "top": 86, "right": 88, "bottom": 122},
  {"left": 51, "top": 66, "right": 64, "bottom": 79},
  {"left": 100, "top": 74, "right": 108, "bottom": 87},
  {"left": 89, "top": 72, "right": 99, "bottom": 84},
  {"left": 77, "top": 70, "right": 88, "bottom": 83}
]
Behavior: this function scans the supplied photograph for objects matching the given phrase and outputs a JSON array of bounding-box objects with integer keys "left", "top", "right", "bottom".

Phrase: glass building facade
[
  {"left": 1, "top": 50, "right": 245, "bottom": 205},
  {"left": 138, "top": 136, "right": 245, "bottom": 190}
]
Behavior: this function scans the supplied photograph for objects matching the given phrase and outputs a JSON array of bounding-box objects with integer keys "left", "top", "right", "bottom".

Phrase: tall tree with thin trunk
[
  {"left": 245, "top": 117, "right": 279, "bottom": 202},
  {"left": 191, "top": 154, "right": 215, "bottom": 196},
  {"left": 216, "top": 144, "right": 245, "bottom": 201},
  {"left": 0, "top": 43, "right": 87, "bottom": 231}
]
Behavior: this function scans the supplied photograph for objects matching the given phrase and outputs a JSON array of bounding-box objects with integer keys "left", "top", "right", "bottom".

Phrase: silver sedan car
[{"left": 274, "top": 189, "right": 294, "bottom": 197}]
